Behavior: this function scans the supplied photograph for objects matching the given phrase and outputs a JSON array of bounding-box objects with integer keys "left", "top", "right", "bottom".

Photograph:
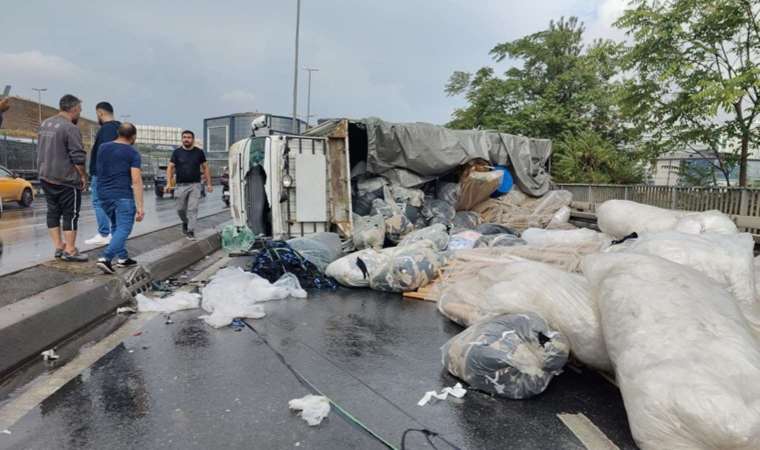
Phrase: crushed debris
[
  {"left": 288, "top": 395, "right": 330, "bottom": 426},
  {"left": 417, "top": 383, "right": 467, "bottom": 406}
]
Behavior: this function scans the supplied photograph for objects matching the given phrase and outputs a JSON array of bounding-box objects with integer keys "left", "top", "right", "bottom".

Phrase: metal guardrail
[{"left": 555, "top": 183, "right": 760, "bottom": 235}]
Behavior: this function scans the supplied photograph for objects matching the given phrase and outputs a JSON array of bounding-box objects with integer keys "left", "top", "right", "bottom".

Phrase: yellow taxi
[{"left": 0, "top": 165, "right": 34, "bottom": 207}]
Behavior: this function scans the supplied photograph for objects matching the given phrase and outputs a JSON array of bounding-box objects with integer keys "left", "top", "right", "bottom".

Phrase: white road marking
[{"left": 558, "top": 412, "right": 620, "bottom": 450}]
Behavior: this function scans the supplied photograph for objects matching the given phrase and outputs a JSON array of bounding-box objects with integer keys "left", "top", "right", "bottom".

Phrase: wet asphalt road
[
  {"left": 0, "top": 189, "right": 227, "bottom": 276},
  {"left": 0, "top": 285, "right": 638, "bottom": 450}
]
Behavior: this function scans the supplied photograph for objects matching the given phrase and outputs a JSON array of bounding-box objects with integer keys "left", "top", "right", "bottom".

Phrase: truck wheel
[{"left": 18, "top": 188, "right": 33, "bottom": 207}]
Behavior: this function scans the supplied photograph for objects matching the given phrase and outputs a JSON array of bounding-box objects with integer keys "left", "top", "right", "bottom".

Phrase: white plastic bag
[
  {"left": 136, "top": 292, "right": 200, "bottom": 313},
  {"left": 674, "top": 210, "right": 738, "bottom": 235},
  {"left": 583, "top": 253, "right": 760, "bottom": 450},
  {"left": 438, "top": 260, "right": 611, "bottom": 371},
  {"left": 521, "top": 227, "right": 610, "bottom": 248},
  {"left": 611, "top": 231, "right": 760, "bottom": 332},
  {"left": 325, "top": 248, "right": 386, "bottom": 288},
  {"left": 289, "top": 395, "right": 330, "bottom": 426},
  {"left": 547, "top": 205, "right": 571, "bottom": 228},
  {"left": 597, "top": 200, "right": 683, "bottom": 238},
  {"left": 199, "top": 267, "right": 306, "bottom": 328}
]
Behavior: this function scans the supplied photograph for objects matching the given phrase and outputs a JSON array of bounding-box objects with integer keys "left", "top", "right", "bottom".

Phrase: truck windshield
[{"left": 249, "top": 137, "right": 266, "bottom": 168}]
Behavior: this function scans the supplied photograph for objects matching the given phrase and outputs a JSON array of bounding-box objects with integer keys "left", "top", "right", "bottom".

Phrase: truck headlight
[{"left": 282, "top": 174, "right": 294, "bottom": 188}]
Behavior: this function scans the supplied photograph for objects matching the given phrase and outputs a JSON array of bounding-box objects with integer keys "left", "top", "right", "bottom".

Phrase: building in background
[
  {"left": 203, "top": 112, "right": 306, "bottom": 177},
  {"left": 651, "top": 150, "right": 760, "bottom": 187},
  {"left": 135, "top": 125, "right": 203, "bottom": 149}
]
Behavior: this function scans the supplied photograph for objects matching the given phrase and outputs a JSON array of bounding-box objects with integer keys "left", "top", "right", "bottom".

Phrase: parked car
[
  {"left": 153, "top": 165, "right": 174, "bottom": 199},
  {"left": 0, "top": 165, "right": 34, "bottom": 207}
]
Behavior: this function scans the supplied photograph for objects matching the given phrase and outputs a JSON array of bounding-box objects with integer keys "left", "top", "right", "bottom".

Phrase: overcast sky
[{"left": 2, "top": 0, "right": 627, "bottom": 135}]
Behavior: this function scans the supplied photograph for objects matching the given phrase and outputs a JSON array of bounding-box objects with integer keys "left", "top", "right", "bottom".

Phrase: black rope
[{"left": 401, "top": 428, "right": 462, "bottom": 450}]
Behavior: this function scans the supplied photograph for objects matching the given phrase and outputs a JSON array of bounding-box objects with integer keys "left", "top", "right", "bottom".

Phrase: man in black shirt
[
  {"left": 166, "top": 130, "right": 212, "bottom": 240},
  {"left": 85, "top": 102, "right": 121, "bottom": 246}
]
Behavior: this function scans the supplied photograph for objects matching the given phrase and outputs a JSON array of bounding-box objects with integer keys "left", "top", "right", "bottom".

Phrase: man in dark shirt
[
  {"left": 85, "top": 102, "right": 121, "bottom": 246},
  {"left": 166, "top": 130, "right": 212, "bottom": 240},
  {"left": 95, "top": 123, "right": 144, "bottom": 274},
  {"left": 36, "top": 94, "right": 88, "bottom": 262}
]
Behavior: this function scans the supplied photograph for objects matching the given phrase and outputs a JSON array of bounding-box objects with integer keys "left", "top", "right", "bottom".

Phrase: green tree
[
  {"left": 617, "top": 0, "right": 760, "bottom": 186},
  {"left": 446, "top": 17, "right": 643, "bottom": 183},
  {"left": 554, "top": 131, "right": 644, "bottom": 183}
]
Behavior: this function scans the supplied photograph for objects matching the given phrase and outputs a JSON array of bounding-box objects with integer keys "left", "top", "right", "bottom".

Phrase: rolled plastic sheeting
[
  {"left": 583, "top": 253, "right": 760, "bottom": 450},
  {"left": 442, "top": 313, "right": 569, "bottom": 399}
]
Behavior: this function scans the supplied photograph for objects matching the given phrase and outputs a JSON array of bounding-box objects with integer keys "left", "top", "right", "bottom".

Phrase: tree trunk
[{"left": 739, "top": 130, "right": 750, "bottom": 187}]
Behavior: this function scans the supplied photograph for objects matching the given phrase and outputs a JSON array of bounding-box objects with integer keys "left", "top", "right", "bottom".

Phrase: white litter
[
  {"left": 199, "top": 267, "right": 306, "bottom": 328},
  {"left": 136, "top": 292, "right": 200, "bottom": 313},
  {"left": 597, "top": 200, "right": 737, "bottom": 238},
  {"left": 288, "top": 395, "right": 330, "bottom": 426},
  {"left": 116, "top": 306, "right": 137, "bottom": 314},
  {"left": 1, "top": 429, "right": 10, "bottom": 435},
  {"left": 40, "top": 349, "right": 59, "bottom": 361},
  {"left": 417, "top": 383, "right": 467, "bottom": 406},
  {"left": 583, "top": 252, "right": 760, "bottom": 450}
]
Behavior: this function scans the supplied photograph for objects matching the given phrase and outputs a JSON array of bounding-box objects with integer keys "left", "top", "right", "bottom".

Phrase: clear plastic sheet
[
  {"left": 325, "top": 248, "right": 387, "bottom": 288},
  {"left": 398, "top": 223, "right": 450, "bottom": 252},
  {"left": 352, "top": 213, "right": 385, "bottom": 250},
  {"left": 369, "top": 241, "right": 447, "bottom": 292}
]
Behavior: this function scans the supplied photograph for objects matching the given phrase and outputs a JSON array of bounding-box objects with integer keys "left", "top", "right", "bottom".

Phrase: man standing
[
  {"left": 166, "top": 130, "right": 212, "bottom": 240},
  {"left": 85, "top": 102, "right": 121, "bottom": 245},
  {"left": 36, "top": 94, "right": 88, "bottom": 262},
  {"left": 95, "top": 123, "right": 144, "bottom": 274}
]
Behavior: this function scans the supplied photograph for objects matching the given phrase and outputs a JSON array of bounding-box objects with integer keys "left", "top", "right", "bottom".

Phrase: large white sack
[
  {"left": 674, "top": 210, "right": 738, "bottom": 234},
  {"left": 199, "top": 267, "right": 307, "bottom": 328},
  {"left": 521, "top": 227, "right": 611, "bottom": 248},
  {"left": 597, "top": 200, "right": 683, "bottom": 238},
  {"left": 325, "top": 248, "right": 386, "bottom": 288},
  {"left": 583, "top": 253, "right": 760, "bottom": 450},
  {"left": 611, "top": 231, "right": 760, "bottom": 332},
  {"left": 438, "top": 260, "right": 611, "bottom": 371}
]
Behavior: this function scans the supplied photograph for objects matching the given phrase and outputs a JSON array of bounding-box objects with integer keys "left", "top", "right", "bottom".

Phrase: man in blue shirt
[
  {"left": 85, "top": 102, "right": 121, "bottom": 246},
  {"left": 95, "top": 123, "right": 145, "bottom": 274}
]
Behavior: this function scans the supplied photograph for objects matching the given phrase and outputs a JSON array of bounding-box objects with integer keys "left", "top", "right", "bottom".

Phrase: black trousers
[{"left": 41, "top": 179, "right": 82, "bottom": 231}]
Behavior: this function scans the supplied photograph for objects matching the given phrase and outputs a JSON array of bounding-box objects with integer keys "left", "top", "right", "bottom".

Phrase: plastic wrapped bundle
[
  {"left": 442, "top": 313, "right": 569, "bottom": 399},
  {"left": 250, "top": 241, "right": 337, "bottom": 290},
  {"left": 472, "top": 189, "right": 572, "bottom": 231},
  {"left": 369, "top": 241, "right": 446, "bottom": 292},
  {"left": 583, "top": 253, "right": 760, "bottom": 450},
  {"left": 287, "top": 232, "right": 343, "bottom": 273},
  {"left": 371, "top": 198, "right": 414, "bottom": 244},
  {"left": 398, "top": 223, "right": 450, "bottom": 251},
  {"left": 456, "top": 170, "right": 502, "bottom": 211},
  {"left": 521, "top": 228, "right": 611, "bottom": 249},
  {"left": 597, "top": 200, "right": 682, "bottom": 238},
  {"left": 221, "top": 224, "right": 256, "bottom": 253},
  {"left": 436, "top": 181, "right": 460, "bottom": 205},
  {"left": 438, "top": 260, "right": 611, "bottom": 371},
  {"left": 474, "top": 233, "right": 526, "bottom": 248},
  {"left": 448, "top": 230, "right": 483, "bottom": 250},
  {"left": 422, "top": 198, "right": 456, "bottom": 227},
  {"left": 610, "top": 231, "right": 760, "bottom": 332},
  {"left": 674, "top": 210, "right": 738, "bottom": 234},
  {"left": 390, "top": 185, "right": 425, "bottom": 208},
  {"left": 476, "top": 223, "right": 518, "bottom": 236},
  {"left": 353, "top": 177, "right": 388, "bottom": 216},
  {"left": 325, "top": 248, "right": 387, "bottom": 288},
  {"left": 353, "top": 214, "right": 385, "bottom": 250},
  {"left": 547, "top": 206, "right": 571, "bottom": 228},
  {"left": 452, "top": 211, "right": 482, "bottom": 230}
]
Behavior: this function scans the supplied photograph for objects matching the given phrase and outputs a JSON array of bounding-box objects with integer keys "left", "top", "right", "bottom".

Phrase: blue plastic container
[{"left": 493, "top": 165, "right": 513, "bottom": 196}]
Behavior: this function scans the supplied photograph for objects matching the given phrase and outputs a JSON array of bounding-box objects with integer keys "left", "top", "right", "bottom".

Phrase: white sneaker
[{"left": 85, "top": 234, "right": 112, "bottom": 245}]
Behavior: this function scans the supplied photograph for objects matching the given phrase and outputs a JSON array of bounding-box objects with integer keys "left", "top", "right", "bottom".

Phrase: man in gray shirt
[{"left": 36, "top": 94, "right": 89, "bottom": 262}]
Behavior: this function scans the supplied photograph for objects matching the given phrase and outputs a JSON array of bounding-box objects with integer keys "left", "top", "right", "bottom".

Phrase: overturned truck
[{"left": 227, "top": 117, "right": 552, "bottom": 239}]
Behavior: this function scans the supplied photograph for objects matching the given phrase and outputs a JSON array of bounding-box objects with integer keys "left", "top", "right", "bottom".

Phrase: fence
[{"left": 555, "top": 183, "right": 760, "bottom": 235}]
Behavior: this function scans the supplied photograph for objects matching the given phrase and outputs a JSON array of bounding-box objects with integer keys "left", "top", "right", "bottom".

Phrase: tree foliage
[
  {"left": 446, "top": 17, "right": 643, "bottom": 184},
  {"left": 617, "top": 0, "right": 760, "bottom": 186}
]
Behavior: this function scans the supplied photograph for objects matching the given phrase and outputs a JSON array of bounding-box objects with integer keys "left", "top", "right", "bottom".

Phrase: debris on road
[
  {"left": 136, "top": 292, "right": 201, "bottom": 313},
  {"left": 417, "top": 383, "right": 467, "bottom": 406},
  {"left": 288, "top": 395, "right": 331, "bottom": 426},
  {"left": 40, "top": 349, "right": 59, "bottom": 361},
  {"left": 116, "top": 306, "right": 137, "bottom": 315}
]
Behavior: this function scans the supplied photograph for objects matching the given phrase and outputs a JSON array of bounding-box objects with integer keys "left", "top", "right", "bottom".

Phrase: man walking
[
  {"left": 95, "top": 123, "right": 144, "bottom": 274},
  {"left": 36, "top": 94, "right": 88, "bottom": 262},
  {"left": 85, "top": 102, "right": 121, "bottom": 245},
  {"left": 166, "top": 130, "right": 212, "bottom": 240}
]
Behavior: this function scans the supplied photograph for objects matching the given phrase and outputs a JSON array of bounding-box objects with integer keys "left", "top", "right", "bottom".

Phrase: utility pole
[
  {"left": 31, "top": 88, "right": 47, "bottom": 127},
  {"left": 291, "top": 0, "right": 301, "bottom": 134},
  {"left": 304, "top": 67, "right": 319, "bottom": 128}
]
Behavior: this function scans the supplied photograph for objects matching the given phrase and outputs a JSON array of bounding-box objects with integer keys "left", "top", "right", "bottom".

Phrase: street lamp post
[
  {"left": 291, "top": 0, "right": 301, "bottom": 134},
  {"left": 31, "top": 88, "right": 47, "bottom": 127},
  {"left": 304, "top": 67, "right": 319, "bottom": 128}
]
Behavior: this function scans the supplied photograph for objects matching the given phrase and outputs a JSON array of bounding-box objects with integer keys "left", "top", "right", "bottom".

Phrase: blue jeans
[
  {"left": 91, "top": 176, "right": 115, "bottom": 237},
  {"left": 100, "top": 198, "right": 136, "bottom": 261}
]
